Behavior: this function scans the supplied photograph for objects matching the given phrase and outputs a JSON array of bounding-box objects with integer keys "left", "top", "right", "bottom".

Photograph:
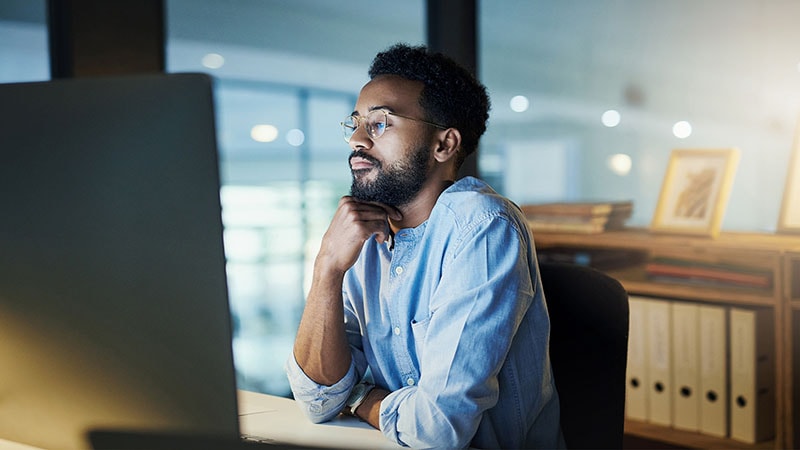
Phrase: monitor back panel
[{"left": 0, "top": 73, "right": 239, "bottom": 449}]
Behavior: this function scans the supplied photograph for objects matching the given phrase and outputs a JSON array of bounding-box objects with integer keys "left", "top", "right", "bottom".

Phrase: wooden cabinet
[{"left": 532, "top": 229, "right": 800, "bottom": 449}]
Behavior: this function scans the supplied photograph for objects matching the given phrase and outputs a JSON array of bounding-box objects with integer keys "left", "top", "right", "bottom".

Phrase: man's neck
[{"left": 389, "top": 179, "right": 455, "bottom": 233}]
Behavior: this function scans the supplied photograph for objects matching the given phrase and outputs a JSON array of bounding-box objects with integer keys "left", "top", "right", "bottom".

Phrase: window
[
  {"left": 479, "top": 1, "right": 800, "bottom": 232},
  {"left": 0, "top": 0, "right": 48, "bottom": 83}
]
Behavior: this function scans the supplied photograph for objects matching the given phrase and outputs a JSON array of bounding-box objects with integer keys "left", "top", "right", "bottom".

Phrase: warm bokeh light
[
  {"left": 607, "top": 153, "right": 632, "bottom": 176},
  {"left": 250, "top": 124, "right": 279, "bottom": 143}
]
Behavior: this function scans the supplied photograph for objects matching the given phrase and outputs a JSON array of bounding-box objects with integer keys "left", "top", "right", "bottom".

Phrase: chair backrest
[{"left": 539, "top": 261, "right": 629, "bottom": 449}]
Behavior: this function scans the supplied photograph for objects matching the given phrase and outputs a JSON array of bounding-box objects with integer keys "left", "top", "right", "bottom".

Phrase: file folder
[
  {"left": 729, "top": 307, "right": 775, "bottom": 443},
  {"left": 671, "top": 301, "right": 700, "bottom": 431},
  {"left": 645, "top": 298, "right": 672, "bottom": 426},
  {"left": 625, "top": 296, "right": 649, "bottom": 421},
  {"left": 698, "top": 304, "right": 728, "bottom": 437}
]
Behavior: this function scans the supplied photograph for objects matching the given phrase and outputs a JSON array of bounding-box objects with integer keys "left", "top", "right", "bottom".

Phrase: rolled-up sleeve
[{"left": 284, "top": 354, "right": 357, "bottom": 423}]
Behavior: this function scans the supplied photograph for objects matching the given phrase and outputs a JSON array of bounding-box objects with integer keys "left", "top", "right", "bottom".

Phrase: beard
[{"left": 349, "top": 145, "right": 430, "bottom": 208}]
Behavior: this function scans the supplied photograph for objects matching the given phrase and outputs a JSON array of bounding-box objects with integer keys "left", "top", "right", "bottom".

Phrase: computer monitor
[{"left": 0, "top": 73, "right": 241, "bottom": 449}]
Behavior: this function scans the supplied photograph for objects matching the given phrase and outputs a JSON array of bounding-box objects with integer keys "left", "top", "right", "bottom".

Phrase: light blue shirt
[{"left": 286, "top": 177, "right": 563, "bottom": 449}]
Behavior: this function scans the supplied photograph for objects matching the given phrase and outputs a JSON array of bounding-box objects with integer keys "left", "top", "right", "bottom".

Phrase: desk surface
[
  {"left": 0, "top": 391, "right": 400, "bottom": 450},
  {"left": 239, "top": 390, "right": 402, "bottom": 449}
]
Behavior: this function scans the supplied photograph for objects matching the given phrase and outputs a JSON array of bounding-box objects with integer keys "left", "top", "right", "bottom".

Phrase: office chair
[{"left": 539, "top": 261, "right": 629, "bottom": 449}]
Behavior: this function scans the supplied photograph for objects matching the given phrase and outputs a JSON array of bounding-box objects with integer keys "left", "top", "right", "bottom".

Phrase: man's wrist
[{"left": 345, "top": 381, "right": 375, "bottom": 417}]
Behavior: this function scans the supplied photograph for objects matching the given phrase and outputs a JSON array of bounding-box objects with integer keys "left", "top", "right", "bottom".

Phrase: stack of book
[
  {"left": 521, "top": 200, "right": 633, "bottom": 234},
  {"left": 644, "top": 257, "right": 773, "bottom": 290}
]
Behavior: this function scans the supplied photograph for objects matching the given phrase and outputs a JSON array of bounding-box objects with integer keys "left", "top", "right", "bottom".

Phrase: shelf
[
  {"left": 619, "top": 279, "right": 778, "bottom": 307},
  {"left": 534, "top": 228, "right": 800, "bottom": 251},
  {"left": 625, "top": 420, "right": 775, "bottom": 450},
  {"left": 605, "top": 266, "right": 776, "bottom": 306},
  {"left": 534, "top": 228, "right": 800, "bottom": 253},
  {"left": 536, "top": 229, "right": 785, "bottom": 307}
]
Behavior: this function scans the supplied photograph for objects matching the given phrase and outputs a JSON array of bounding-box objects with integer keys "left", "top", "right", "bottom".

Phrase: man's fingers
[
  {"left": 365, "top": 201, "right": 403, "bottom": 221},
  {"left": 368, "top": 219, "right": 392, "bottom": 244},
  {"left": 341, "top": 196, "right": 403, "bottom": 221}
]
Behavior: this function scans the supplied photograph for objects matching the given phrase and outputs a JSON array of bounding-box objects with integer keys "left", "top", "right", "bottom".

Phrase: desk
[
  {"left": 0, "top": 391, "right": 400, "bottom": 450},
  {"left": 0, "top": 441, "right": 38, "bottom": 450},
  {"left": 239, "top": 390, "right": 402, "bottom": 449}
]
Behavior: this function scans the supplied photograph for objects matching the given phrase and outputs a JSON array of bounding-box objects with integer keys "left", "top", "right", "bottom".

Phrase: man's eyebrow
[{"left": 351, "top": 105, "right": 394, "bottom": 116}]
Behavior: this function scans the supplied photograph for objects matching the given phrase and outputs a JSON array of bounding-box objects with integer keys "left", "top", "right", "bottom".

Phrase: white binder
[
  {"left": 671, "top": 301, "right": 700, "bottom": 431},
  {"left": 729, "top": 307, "right": 775, "bottom": 443},
  {"left": 698, "top": 304, "right": 728, "bottom": 437},
  {"left": 645, "top": 297, "right": 672, "bottom": 426},
  {"left": 625, "top": 296, "right": 649, "bottom": 421}
]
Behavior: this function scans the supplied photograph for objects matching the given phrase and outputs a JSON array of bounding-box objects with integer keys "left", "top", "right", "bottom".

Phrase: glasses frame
[{"left": 341, "top": 109, "right": 447, "bottom": 143}]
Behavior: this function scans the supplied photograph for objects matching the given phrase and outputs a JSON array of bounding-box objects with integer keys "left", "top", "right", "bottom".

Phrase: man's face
[{"left": 347, "top": 75, "right": 435, "bottom": 208}]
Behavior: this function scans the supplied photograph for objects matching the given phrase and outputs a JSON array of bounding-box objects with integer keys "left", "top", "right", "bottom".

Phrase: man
[{"left": 286, "top": 43, "right": 563, "bottom": 449}]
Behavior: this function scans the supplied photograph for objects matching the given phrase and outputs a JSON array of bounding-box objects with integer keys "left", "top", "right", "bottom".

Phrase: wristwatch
[{"left": 345, "top": 381, "right": 375, "bottom": 417}]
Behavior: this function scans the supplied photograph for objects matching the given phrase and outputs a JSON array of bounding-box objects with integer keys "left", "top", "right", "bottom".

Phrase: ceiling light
[
  {"left": 509, "top": 95, "right": 529, "bottom": 112},
  {"left": 672, "top": 121, "right": 692, "bottom": 139},
  {"left": 286, "top": 129, "right": 305, "bottom": 147},
  {"left": 601, "top": 110, "right": 621, "bottom": 127},
  {"left": 201, "top": 53, "right": 225, "bottom": 69}
]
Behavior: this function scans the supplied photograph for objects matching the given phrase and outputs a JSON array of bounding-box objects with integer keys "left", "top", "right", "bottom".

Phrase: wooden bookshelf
[
  {"left": 532, "top": 228, "right": 800, "bottom": 450},
  {"left": 785, "top": 250, "right": 800, "bottom": 450},
  {"left": 625, "top": 420, "right": 776, "bottom": 450}
]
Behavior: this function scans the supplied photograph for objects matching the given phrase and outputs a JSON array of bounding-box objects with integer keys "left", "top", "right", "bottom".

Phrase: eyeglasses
[{"left": 341, "top": 109, "right": 447, "bottom": 143}]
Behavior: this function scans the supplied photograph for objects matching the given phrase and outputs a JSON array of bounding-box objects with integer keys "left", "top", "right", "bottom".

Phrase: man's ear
[{"left": 433, "top": 128, "right": 462, "bottom": 163}]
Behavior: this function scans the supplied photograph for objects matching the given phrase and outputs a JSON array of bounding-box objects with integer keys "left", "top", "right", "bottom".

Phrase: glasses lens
[
  {"left": 342, "top": 116, "right": 357, "bottom": 142},
  {"left": 365, "top": 110, "right": 387, "bottom": 140}
]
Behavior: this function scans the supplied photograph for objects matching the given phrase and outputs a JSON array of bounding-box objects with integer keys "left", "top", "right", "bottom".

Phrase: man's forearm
[{"left": 292, "top": 264, "right": 352, "bottom": 386}]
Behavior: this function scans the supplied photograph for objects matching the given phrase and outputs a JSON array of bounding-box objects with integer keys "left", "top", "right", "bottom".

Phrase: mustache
[{"left": 349, "top": 150, "right": 381, "bottom": 168}]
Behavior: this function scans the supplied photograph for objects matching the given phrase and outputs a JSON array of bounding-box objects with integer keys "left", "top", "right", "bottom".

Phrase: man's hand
[{"left": 316, "top": 196, "right": 402, "bottom": 275}]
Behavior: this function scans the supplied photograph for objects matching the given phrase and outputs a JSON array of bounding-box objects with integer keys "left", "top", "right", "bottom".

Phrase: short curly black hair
[{"left": 368, "top": 43, "right": 491, "bottom": 168}]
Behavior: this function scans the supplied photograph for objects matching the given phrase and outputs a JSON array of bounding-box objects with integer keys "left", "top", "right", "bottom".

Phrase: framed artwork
[
  {"left": 778, "top": 118, "right": 800, "bottom": 233},
  {"left": 651, "top": 148, "right": 740, "bottom": 237}
]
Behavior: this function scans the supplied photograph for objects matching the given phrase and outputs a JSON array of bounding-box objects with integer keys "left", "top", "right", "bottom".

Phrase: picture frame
[
  {"left": 777, "top": 117, "right": 800, "bottom": 233},
  {"left": 650, "top": 148, "right": 740, "bottom": 238}
]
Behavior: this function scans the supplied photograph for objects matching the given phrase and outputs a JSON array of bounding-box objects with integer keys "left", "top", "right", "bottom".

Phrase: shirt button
[
  {"left": 393, "top": 327, "right": 401, "bottom": 335},
  {"left": 407, "top": 378, "right": 415, "bottom": 386},
  {"left": 394, "top": 266, "right": 403, "bottom": 275}
]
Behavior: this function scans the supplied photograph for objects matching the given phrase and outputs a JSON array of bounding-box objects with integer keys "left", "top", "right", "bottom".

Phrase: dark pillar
[
  {"left": 48, "top": 0, "right": 164, "bottom": 78},
  {"left": 426, "top": 0, "right": 479, "bottom": 179}
]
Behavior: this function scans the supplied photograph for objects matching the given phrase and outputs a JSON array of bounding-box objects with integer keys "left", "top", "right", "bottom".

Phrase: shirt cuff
[
  {"left": 284, "top": 353, "right": 357, "bottom": 423},
  {"left": 378, "top": 385, "right": 416, "bottom": 446}
]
